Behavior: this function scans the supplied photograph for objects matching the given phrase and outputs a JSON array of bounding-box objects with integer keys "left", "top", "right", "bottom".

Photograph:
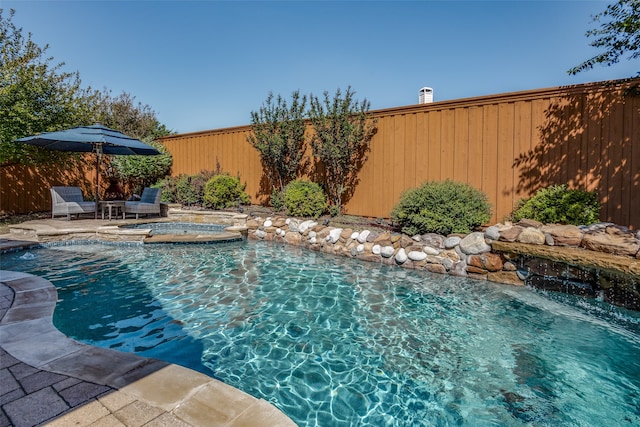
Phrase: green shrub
[
  {"left": 153, "top": 170, "right": 217, "bottom": 206},
  {"left": 283, "top": 180, "right": 326, "bottom": 218},
  {"left": 152, "top": 177, "right": 176, "bottom": 203},
  {"left": 511, "top": 184, "right": 600, "bottom": 225},
  {"left": 391, "top": 180, "right": 491, "bottom": 235},
  {"left": 203, "top": 174, "right": 251, "bottom": 209},
  {"left": 270, "top": 188, "right": 286, "bottom": 212}
]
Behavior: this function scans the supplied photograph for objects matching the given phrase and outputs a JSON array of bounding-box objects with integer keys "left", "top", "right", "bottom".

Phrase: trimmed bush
[
  {"left": 203, "top": 174, "right": 251, "bottom": 209},
  {"left": 283, "top": 180, "right": 326, "bottom": 218},
  {"left": 511, "top": 184, "right": 600, "bottom": 225},
  {"left": 391, "top": 180, "right": 491, "bottom": 235}
]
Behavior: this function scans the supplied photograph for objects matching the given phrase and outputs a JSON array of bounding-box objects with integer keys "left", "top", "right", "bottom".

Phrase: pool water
[
  {"left": 121, "top": 222, "right": 228, "bottom": 235},
  {"left": 4, "top": 242, "right": 639, "bottom": 426}
]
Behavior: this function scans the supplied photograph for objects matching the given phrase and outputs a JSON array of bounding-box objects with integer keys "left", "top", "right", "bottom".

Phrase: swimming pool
[{"left": 4, "top": 241, "right": 639, "bottom": 426}]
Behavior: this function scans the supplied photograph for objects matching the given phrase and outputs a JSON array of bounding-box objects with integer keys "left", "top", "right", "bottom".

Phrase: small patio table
[{"left": 99, "top": 200, "right": 126, "bottom": 220}]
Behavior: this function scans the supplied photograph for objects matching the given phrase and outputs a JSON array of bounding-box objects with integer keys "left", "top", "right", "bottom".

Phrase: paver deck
[{"left": 0, "top": 219, "right": 295, "bottom": 427}]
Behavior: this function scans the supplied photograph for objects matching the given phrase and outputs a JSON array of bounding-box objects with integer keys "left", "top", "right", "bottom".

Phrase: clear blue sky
[{"left": 3, "top": 0, "right": 638, "bottom": 134}]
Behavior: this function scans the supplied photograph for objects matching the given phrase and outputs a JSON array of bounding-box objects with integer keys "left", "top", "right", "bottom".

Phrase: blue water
[
  {"left": 3, "top": 241, "right": 639, "bottom": 426},
  {"left": 121, "top": 222, "right": 227, "bottom": 235}
]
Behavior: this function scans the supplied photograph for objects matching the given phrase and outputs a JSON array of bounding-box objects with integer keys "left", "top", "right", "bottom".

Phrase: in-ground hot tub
[{"left": 121, "top": 222, "right": 246, "bottom": 244}]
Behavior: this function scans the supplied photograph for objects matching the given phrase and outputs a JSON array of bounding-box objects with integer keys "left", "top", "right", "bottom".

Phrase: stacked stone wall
[{"left": 246, "top": 216, "right": 640, "bottom": 310}]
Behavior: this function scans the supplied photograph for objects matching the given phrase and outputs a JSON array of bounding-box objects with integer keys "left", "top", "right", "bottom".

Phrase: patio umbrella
[{"left": 13, "top": 123, "right": 161, "bottom": 218}]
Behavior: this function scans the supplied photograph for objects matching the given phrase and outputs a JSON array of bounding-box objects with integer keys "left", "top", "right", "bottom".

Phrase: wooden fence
[{"left": 2, "top": 78, "right": 638, "bottom": 228}]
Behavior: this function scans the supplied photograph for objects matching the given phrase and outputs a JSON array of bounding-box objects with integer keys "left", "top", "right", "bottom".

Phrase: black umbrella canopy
[
  {"left": 14, "top": 123, "right": 161, "bottom": 156},
  {"left": 13, "top": 124, "right": 162, "bottom": 218}
]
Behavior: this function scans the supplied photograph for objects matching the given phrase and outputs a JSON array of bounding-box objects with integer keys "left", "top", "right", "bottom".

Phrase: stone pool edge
[{"left": 0, "top": 270, "right": 296, "bottom": 427}]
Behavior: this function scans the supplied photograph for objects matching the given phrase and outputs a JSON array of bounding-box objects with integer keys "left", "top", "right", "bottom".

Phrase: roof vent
[{"left": 419, "top": 87, "right": 433, "bottom": 104}]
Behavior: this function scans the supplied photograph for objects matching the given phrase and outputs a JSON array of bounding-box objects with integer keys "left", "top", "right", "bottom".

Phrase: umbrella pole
[{"left": 95, "top": 144, "right": 103, "bottom": 219}]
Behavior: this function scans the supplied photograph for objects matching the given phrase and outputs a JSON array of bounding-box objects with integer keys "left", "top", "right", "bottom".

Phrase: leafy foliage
[
  {"left": 283, "top": 180, "right": 326, "bottom": 218},
  {"left": 511, "top": 184, "right": 600, "bottom": 225},
  {"left": 270, "top": 188, "right": 286, "bottom": 212},
  {"left": 0, "top": 7, "right": 173, "bottom": 194},
  {"left": 569, "top": 0, "right": 640, "bottom": 75},
  {"left": 248, "top": 91, "right": 308, "bottom": 193},
  {"left": 308, "top": 87, "right": 377, "bottom": 214},
  {"left": 391, "top": 180, "right": 491, "bottom": 236},
  {"left": 109, "top": 140, "right": 172, "bottom": 195},
  {"left": 93, "top": 91, "right": 173, "bottom": 141},
  {"left": 203, "top": 174, "right": 251, "bottom": 210},
  {"left": 0, "top": 8, "right": 97, "bottom": 165}
]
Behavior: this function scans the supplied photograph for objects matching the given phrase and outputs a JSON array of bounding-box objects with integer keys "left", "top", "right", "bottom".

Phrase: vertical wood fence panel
[{"left": 3, "top": 79, "right": 638, "bottom": 228}]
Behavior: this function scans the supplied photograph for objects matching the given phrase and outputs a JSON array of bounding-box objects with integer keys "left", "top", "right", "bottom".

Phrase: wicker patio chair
[
  {"left": 124, "top": 187, "right": 162, "bottom": 219},
  {"left": 50, "top": 186, "right": 96, "bottom": 220}
]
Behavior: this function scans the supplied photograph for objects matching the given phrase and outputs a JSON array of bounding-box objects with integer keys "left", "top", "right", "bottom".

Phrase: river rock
[
  {"left": 484, "top": 225, "right": 501, "bottom": 241},
  {"left": 517, "top": 227, "right": 546, "bottom": 245},
  {"left": 421, "top": 233, "right": 446, "bottom": 248},
  {"left": 459, "top": 232, "right": 491, "bottom": 254},
  {"left": 298, "top": 220, "right": 316, "bottom": 234},
  {"left": 408, "top": 251, "right": 427, "bottom": 261},
  {"left": 372, "top": 244, "right": 381, "bottom": 255},
  {"left": 381, "top": 246, "right": 395, "bottom": 258},
  {"left": 423, "top": 245, "right": 440, "bottom": 255},
  {"left": 284, "top": 231, "right": 302, "bottom": 245},
  {"left": 395, "top": 248, "right": 408, "bottom": 264},
  {"left": 263, "top": 219, "right": 273, "bottom": 228},
  {"left": 254, "top": 229, "right": 266, "bottom": 239},
  {"left": 444, "top": 236, "right": 462, "bottom": 249},
  {"left": 287, "top": 219, "right": 299, "bottom": 232},
  {"left": 327, "top": 228, "right": 343, "bottom": 243},
  {"left": 357, "top": 230, "right": 371, "bottom": 243}
]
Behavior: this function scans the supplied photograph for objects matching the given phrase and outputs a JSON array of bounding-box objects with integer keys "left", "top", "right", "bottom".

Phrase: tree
[
  {"left": 308, "top": 86, "right": 377, "bottom": 215},
  {"left": 102, "top": 92, "right": 174, "bottom": 193},
  {"left": 0, "top": 8, "right": 98, "bottom": 165},
  {"left": 247, "top": 90, "right": 308, "bottom": 194},
  {"left": 93, "top": 91, "right": 172, "bottom": 141},
  {"left": 569, "top": 0, "right": 640, "bottom": 75}
]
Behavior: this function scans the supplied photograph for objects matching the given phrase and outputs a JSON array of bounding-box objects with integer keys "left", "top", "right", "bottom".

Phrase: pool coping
[
  {"left": 0, "top": 269, "right": 296, "bottom": 425},
  {"left": 6, "top": 217, "right": 249, "bottom": 245}
]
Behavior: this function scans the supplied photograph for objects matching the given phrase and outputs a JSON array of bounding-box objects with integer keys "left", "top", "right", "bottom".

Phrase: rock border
[{"left": 246, "top": 216, "right": 640, "bottom": 309}]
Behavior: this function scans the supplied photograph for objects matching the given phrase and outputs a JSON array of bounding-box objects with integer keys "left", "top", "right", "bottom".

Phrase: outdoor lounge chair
[
  {"left": 50, "top": 186, "right": 96, "bottom": 220},
  {"left": 124, "top": 187, "right": 162, "bottom": 219}
]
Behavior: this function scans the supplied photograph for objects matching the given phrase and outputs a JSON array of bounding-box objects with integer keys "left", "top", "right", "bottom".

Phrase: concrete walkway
[{"left": 0, "top": 219, "right": 295, "bottom": 427}]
